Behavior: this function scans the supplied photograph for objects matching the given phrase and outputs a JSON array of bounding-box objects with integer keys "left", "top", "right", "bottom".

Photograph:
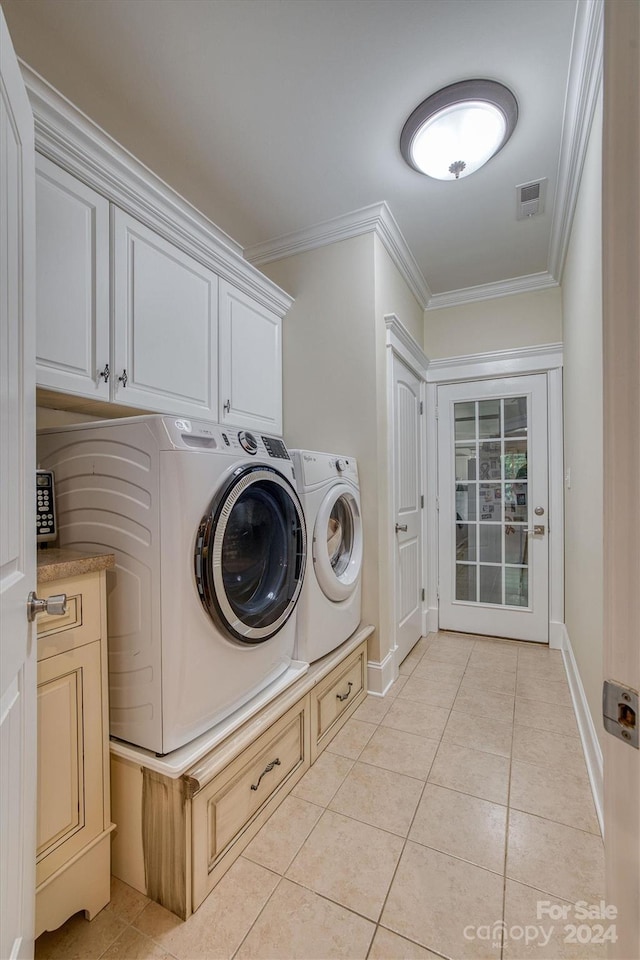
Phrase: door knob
[
  {"left": 27, "top": 592, "right": 67, "bottom": 623},
  {"left": 395, "top": 523, "right": 408, "bottom": 532}
]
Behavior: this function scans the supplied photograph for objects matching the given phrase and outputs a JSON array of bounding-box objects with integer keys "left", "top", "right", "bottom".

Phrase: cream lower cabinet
[
  {"left": 111, "top": 633, "right": 370, "bottom": 920},
  {"left": 35, "top": 570, "right": 114, "bottom": 937}
]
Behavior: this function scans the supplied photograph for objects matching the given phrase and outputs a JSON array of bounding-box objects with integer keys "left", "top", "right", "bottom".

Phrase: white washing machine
[
  {"left": 38, "top": 416, "right": 307, "bottom": 755},
  {"left": 291, "top": 450, "right": 363, "bottom": 662}
]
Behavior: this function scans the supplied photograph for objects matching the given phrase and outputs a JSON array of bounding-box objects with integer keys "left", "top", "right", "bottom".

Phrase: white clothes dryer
[
  {"left": 38, "top": 416, "right": 306, "bottom": 755},
  {"left": 291, "top": 450, "right": 363, "bottom": 662}
]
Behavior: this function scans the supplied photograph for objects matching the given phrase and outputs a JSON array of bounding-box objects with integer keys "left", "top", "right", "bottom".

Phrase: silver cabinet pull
[
  {"left": 98, "top": 363, "right": 110, "bottom": 383},
  {"left": 395, "top": 523, "right": 408, "bottom": 532},
  {"left": 250, "top": 758, "right": 281, "bottom": 791},
  {"left": 27, "top": 592, "right": 67, "bottom": 623},
  {"left": 336, "top": 681, "right": 353, "bottom": 702},
  {"left": 118, "top": 369, "right": 128, "bottom": 388}
]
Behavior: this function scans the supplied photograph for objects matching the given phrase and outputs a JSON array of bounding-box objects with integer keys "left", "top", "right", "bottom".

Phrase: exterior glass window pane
[
  {"left": 480, "top": 565, "right": 503, "bottom": 604},
  {"left": 479, "top": 524, "right": 502, "bottom": 563},
  {"left": 480, "top": 483, "right": 502, "bottom": 522},
  {"left": 479, "top": 441, "right": 502, "bottom": 480},
  {"left": 505, "top": 482, "right": 527, "bottom": 522},
  {"left": 478, "top": 399, "right": 501, "bottom": 438},
  {"left": 504, "top": 397, "right": 528, "bottom": 437},
  {"left": 505, "top": 566, "right": 528, "bottom": 606},
  {"left": 456, "top": 564, "right": 477, "bottom": 601},
  {"left": 456, "top": 483, "right": 477, "bottom": 521},
  {"left": 455, "top": 444, "right": 477, "bottom": 481},
  {"left": 456, "top": 523, "right": 476, "bottom": 562},
  {"left": 454, "top": 401, "right": 476, "bottom": 440}
]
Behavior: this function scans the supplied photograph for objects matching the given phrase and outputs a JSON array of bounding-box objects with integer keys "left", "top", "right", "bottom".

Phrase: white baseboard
[
  {"left": 367, "top": 647, "right": 397, "bottom": 697},
  {"left": 426, "top": 607, "right": 439, "bottom": 635},
  {"left": 549, "top": 620, "right": 567, "bottom": 650},
  {"left": 561, "top": 623, "right": 604, "bottom": 835}
]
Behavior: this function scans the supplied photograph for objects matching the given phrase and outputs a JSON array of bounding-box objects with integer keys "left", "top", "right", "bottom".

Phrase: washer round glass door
[
  {"left": 195, "top": 466, "right": 306, "bottom": 643},
  {"left": 313, "top": 484, "right": 363, "bottom": 601}
]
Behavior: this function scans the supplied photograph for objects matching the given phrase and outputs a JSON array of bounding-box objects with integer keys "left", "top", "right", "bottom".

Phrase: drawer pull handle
[
  {"left": 250, "top": 758, "right": 281, "bottom": 791},
  {"left": 336, "top": 681, "right": 353, "bottom": 702}
]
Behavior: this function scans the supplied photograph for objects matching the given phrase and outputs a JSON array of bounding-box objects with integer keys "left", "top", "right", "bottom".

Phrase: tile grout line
[{"left": 366, "top": 636, "right": 471, "bottom": 960}]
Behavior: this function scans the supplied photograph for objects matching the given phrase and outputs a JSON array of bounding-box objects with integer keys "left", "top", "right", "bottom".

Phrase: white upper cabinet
[
  {"left": 27, "top": 69, "right": 293, "bottom": 428},
  {"left": 36, "top": 154, "right": 110, "bottom": 398},
  {"left": 219, "top": 281, "right": 283, "bottom": 435},
  {"left": 112, "top": 210, "right": 218, "bottom": 420}
]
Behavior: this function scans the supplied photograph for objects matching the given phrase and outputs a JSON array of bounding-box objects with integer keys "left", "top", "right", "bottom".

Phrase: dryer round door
[
  {"left": 195, "top": 465, "right": 307, "bottom": 643},
  {"left": 313, "top": 483, "right": 363, "bottom": 602}
]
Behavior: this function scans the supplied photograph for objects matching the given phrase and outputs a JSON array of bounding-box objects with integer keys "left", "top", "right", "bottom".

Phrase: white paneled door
[
  {"left": 0, "top": 10, "right": 37, "bottom": 959},
  {"left": 437, "top": 375, "right": 549, "bottom": 642},
  {"left": 392, "top": 353, "right": 423, "bottom": 663}
]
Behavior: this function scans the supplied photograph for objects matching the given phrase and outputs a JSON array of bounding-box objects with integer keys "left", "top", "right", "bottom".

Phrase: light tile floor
[{"left": 36, "top": 632, "right": 607, "bottom": 960}]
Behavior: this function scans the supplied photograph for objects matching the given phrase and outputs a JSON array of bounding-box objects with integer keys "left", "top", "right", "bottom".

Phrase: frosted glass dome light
[{"left": 400, "top": 80, "right": 518, "bottom": 180}]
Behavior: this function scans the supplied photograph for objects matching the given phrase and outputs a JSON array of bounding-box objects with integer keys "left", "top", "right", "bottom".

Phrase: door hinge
[
  {"left": 436, "top": 583, "right": 440, "bottom": 600},
  {"left": 421, "top": 588, "right": 425, "bottom": 602},
  {"left": 603, "top": 680, "right": 638, "bottom": 748},
  {"left": 435, "top": 404, "right": 439, "bottom": 419},
  {"left": 421, "top": 494, "right": 424, "bottom": 508},
  {"left": 419, "top": 400, "right": 424, "bottom": 415},
  {"left": 435, "top": 496, "right": 439, "bottom": 511}
]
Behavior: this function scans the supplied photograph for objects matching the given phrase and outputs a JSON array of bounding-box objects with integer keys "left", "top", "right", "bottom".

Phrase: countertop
[{"left": 37, "top": 547, "right": 115, "bottom": 582}]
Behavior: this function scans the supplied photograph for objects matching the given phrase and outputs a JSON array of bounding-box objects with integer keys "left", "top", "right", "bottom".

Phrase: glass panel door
[
  {"left": 454, "top": 396, "right": 529, "bottom": 608},
  {"left": 438, "top": 375, "right": 549, "bottom": 643}
]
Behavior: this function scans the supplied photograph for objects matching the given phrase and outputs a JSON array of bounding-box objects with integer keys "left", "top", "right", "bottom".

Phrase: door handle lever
[
  {"left": 395, "top": 523, "right": 408, "bottom": 532},
  {"left": 525, "top": 525, "right": 545, "bottom": 535}
]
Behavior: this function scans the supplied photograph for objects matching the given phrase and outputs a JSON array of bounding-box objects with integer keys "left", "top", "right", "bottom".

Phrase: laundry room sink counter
[{"left": 37, "top": 547, "right": 115, "bottom": 583}]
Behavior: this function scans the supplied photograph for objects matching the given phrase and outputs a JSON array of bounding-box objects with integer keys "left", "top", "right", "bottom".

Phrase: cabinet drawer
[
  {"left": 37, "top": 572, "right": 102, "bottom": 660},
  {"left": 311, "top": 641, "right": 367, "bottom": 759},
  {"left": 191, "top": 698, "right": 309, "bottom": 909}
]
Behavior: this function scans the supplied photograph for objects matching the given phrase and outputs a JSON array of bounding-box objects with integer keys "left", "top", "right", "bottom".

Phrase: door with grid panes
[{"left": 437, "top": 375, "right": 548, "bottom": 642}]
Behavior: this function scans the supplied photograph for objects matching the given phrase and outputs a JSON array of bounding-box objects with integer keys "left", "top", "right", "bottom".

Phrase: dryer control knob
[
  {"left": 335, "top": 458, "right": 347, "bottom": 472},
  {"left": 238, "top": 430, "right": 258, "bottom": 455}
]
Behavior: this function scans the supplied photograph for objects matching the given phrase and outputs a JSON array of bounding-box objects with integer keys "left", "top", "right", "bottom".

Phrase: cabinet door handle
[
  {"left": 118, "top": 369, "right": 128, "bottom": 388},
  {"left": 336, "top": 681, "right": 353, "bottom": 702},
  {"left": 223, "top": 399, "right": 231, "bottom": 414},
  {"left": 98, "top": 363, "right": 110, "bottom": 383},
  {"left": 250, "top": 758, "right": 281, "bottom": 791}
]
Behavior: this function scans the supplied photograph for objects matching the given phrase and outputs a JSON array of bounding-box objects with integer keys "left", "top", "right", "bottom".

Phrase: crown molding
[
  {"left": 425, "top": 271, "right": 559, "bottom": 311},
  {"left": 548, "top": 0, "right": 604, "bottom": 282},
  {"left": 244, "top": 202, "right": 431, "bottom": 309},
  {"left": 384, "top": 314, "right": 429, "bottom": 376},
  {"left": 20, "top": 61, "right": 293, "bottom": 316},
  {"left": 426, "top": 342, "right": 563, "bottom": 383}
]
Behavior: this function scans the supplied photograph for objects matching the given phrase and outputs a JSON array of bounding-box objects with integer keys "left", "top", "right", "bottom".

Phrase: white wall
[
  {"left": 261, "top": 236, "right": 388, "bottom": 661},
  {"left": 263, "top": 235, "right": 425, "bottom": 667},
  {"left": 424, "top": 287, "right": 563, "bottom": 359},
  {"left": 562, "top": 92, "right": 604, "bottom": 750}
]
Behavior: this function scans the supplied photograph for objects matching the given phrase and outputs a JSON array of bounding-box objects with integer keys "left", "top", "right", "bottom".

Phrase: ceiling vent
[{"left": 516, "top": 178, "right": 547, "bottom": 220}]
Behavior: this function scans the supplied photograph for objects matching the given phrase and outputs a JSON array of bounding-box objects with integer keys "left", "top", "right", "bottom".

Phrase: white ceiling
[{"left": 4, "top": 0, "right": 584, "bottom": 302}]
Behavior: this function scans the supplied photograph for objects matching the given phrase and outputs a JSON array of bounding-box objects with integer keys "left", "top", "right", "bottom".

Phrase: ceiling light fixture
[{"left": 400, "top": 79, "right": 518, "bottom": 181}]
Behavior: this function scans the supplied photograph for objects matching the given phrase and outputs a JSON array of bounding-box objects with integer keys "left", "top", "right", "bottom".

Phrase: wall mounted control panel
[{"left": 36, "top": 469, "right": 57, "bottom": 543}]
